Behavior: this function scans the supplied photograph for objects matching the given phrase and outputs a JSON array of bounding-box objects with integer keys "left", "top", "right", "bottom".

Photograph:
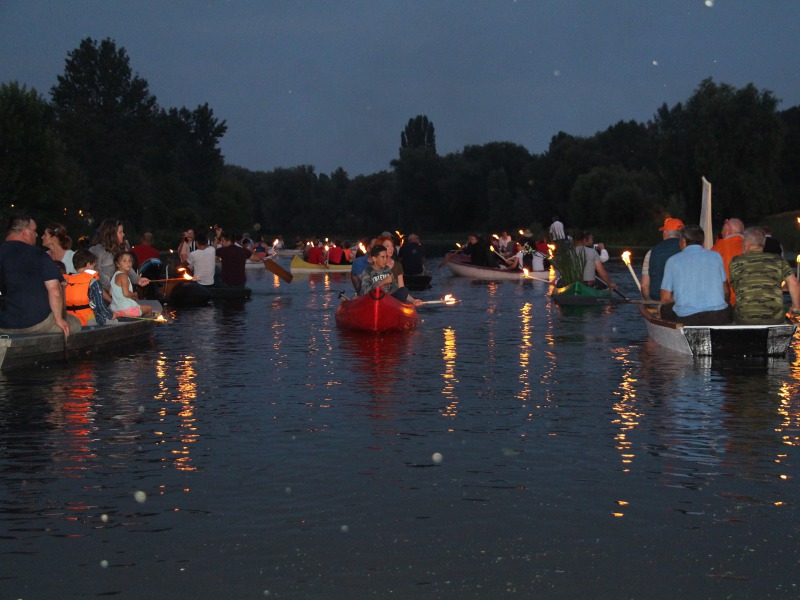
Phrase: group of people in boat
[
  {"left": 0, "top": 216, "right": 157, "bottom": 337},
  {"left": 348, "top": 232, "right": 427, "bottom": 306},
  {"left": 0, "top": 215, "right": 280, "bottom": 337},
  {"left": 641, "top": 217, "right": 800, "bottom": 325}
]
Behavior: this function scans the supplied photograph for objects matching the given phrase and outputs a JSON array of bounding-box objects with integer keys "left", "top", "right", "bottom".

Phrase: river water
[{"left": 2, "top": 259, "right": 800, "bottom": 599}]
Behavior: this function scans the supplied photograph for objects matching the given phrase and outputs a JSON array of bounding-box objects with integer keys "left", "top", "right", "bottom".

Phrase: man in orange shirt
[{"left": 711, "top": 218, "right": 744, "bottom": 304}]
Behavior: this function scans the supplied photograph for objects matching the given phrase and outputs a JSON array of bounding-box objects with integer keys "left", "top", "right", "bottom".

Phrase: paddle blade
[{"left": 264, "top": 258, "right": 293, "bottom": 283}]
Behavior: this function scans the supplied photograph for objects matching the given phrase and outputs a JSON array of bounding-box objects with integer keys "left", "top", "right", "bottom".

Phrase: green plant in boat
[{"left": 550, "top": 241, "right": 586, "bottom": 287}]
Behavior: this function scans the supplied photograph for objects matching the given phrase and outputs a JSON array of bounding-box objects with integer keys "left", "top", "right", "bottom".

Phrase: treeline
[{"left": 2, "top": 37, "right": 799, "bottom": 247}]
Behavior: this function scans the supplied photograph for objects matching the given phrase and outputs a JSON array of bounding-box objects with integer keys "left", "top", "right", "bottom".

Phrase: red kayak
[{"left": 335, "top": 289, "right": 419, "bottom": 332}]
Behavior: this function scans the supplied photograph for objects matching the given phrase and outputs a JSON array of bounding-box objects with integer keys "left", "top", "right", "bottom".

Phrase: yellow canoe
[{"left": 290, "top": 255, "right": 352, "bottom": 273}]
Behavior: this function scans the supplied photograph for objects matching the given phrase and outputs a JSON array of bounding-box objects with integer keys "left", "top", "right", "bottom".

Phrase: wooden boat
[
  {"left": 638, "top": 304, "right": 797, "bottom": 357},
  {"left": 290, "top": 255, "right": 352, "bottom": 274},
  {"left": 335, "top": 289, "right": 418, "bottom": 332},
  {"left": 0, "top": 319, "right": 156, "bottom": 371},
  {"left": 552, "top": 281, "right": 619, "bottom": 306},
  {"left": 405, "top": 272, "right": 432, "bottom": 291},
  {"left": 446, "top": 255, "right": 549, "bottom": 281}
]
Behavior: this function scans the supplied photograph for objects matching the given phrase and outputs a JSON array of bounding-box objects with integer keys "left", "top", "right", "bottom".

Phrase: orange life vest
[{"left": 63, "top": 271, "right": 97, "bottom": 326}]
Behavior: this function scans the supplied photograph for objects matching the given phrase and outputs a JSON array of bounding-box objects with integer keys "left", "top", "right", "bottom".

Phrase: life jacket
[{"left": 63, "top": 270, "right": 98, "bottom": 326}]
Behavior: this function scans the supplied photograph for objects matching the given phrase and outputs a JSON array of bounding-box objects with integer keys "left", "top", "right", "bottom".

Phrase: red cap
[{"left": 659, "top": 218, "right": 684, "bottom": 231}]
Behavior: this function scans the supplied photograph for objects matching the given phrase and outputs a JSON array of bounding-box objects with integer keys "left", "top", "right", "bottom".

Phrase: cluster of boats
[{"left": 3, "top": 239, "right": 797, "bottom": 371}]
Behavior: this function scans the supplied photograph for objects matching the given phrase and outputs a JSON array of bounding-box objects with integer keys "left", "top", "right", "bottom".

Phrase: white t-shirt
[{"left": 188, "top": 246, "right": 217, "bottom": 286}]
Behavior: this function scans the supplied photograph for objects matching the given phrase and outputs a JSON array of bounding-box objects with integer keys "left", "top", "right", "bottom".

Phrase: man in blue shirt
[{"left": 660, "top": 224, "right": 731, "bottom": 325}]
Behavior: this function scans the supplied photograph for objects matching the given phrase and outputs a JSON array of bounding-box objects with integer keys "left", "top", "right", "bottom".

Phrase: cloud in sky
[{"left": 2, "top": 1, "right": 799, "bottom": 176}]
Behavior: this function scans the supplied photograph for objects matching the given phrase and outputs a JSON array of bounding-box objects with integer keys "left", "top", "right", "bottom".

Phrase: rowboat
[
  {"left": 290, "top": 255, "right": 352, "bottom": 274},
  {"left": 446, "top": 255, "right": 549, "bottom": 281},
  {"left": 0, "top": 319, "right": 157, "bottom": 371},
  {"left": 638, "top": 304, "right": 797, "bottom": 357},
  {"left": 335, "top": 289, "right": 418, "bottom": 332},
  {"left": 552, "top": 281, "right": 619, "bottom": 306}
]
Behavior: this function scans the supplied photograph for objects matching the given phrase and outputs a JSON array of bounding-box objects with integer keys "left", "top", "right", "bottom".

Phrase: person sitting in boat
[
  {"left": 132, "top": 232, "right": 160, "bottom": 268},
  {"left": 549, "top": 216, "right": 565, "bottom": 241},
  {"left": 110, "top": 251, "right": 153, "bottom": 318},
  {"left": 327, "top": 240, "right": 350, "bottom": 265},
  {"left": 574, "top": 231, "right": 617, "bottom": 289},
  {"left": 377, "top": 235, "right": 408, "bottom": 289},
  {"left": 215, "top": 232, "right": 252, "bottom": 287},
  {"left": 660, "top": 224, "right": 731, "bottom": 325},
  {"left": 729, "top": 226, "right": 800, "bottom": 324},
  {"left": 398, "top": 233, "right": 426, "bottom": 276},
  {"left": 359, "top": 245, "right": 422, "bottom": 306},
  {"left": 251, "top": 235, "right": 269, "bottom": 261},
  {"left": 641, "top": 218, "right": 684, "bottom": 301},
  {"left": 0, "top": 215, "right": 81, "bottom": 336},
  {"left": 187, "top": 234, "right": 217, "bottom": 287},
  {"left": 712, "top": 217, "right": 745, "bottom": 304},
  {"left": 89, "top": 219, "right": 150, "bottom": 297},
  {"left": 64, "top": 249, "right": 116, "bottom": 326},
  {"left": 462, "top": 234, "right": 489, "bottom": 266},
  {"left": 306, "top": 241, "right": 327, "bottom": 265},
  {"left": 351, "top": 238, "right": 376, "bottom": 292},
  {"left": 177, "top": 228, "right": 197, "bottom": 264},
  {"left": 497, "top": 231, "right": 513, "bottom": 255},
  {"left": 41, "top": 223, "right": 77, "bottom": 274}
]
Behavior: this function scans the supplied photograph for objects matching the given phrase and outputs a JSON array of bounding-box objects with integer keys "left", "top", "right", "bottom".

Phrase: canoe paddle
[{"left": 263, "top": 256, "right": 293, "bottom": 283}]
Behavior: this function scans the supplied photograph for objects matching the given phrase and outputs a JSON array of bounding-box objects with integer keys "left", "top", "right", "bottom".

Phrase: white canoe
[
  {"left": 446, "top": 255, "right": 549, "bottom": 281},
  {"left": 639, "top": 304, "right": 797, "bottom": 357}
]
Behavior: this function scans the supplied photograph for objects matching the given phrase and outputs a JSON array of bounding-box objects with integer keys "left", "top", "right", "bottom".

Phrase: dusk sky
[{"left": 3, "top": 1, "right": 799, "bottom": 176}]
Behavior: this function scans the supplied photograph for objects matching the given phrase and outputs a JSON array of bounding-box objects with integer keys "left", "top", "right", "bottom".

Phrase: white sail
[{"left": 700, "top": 177, "right": 713, "bottom": 249}]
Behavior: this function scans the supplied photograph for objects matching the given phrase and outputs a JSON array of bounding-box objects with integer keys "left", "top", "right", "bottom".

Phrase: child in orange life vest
[{"left": 63, "top": 249, "right": 116, "bottom": 326}]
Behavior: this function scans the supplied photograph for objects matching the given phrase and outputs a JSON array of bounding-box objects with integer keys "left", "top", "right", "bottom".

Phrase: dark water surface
[{"left": 2, "top": 260, "right": 800, "bottom": 599}]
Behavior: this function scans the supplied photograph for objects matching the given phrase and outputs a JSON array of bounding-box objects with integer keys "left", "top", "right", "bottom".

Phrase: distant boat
[
  {"left": 446, "top": 255, "right": 549, "bottom": 281},
  {"left": 290, "top": 255, "right": 352, "bottom": 274}
]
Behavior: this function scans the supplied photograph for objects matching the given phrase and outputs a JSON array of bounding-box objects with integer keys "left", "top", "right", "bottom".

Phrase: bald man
[{"left": 712, "top": 217, "right": 744, "bottom": 304}]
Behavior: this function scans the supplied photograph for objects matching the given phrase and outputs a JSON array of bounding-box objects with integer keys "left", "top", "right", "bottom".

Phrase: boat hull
[
  {"left": 552, "top": 282, "right": 617, "bottom": 306},
  {"left": 0, "top": 319, "right": 156, "bottom": 371},
  {"left": 290, "top": 255, "right": 352, "bottom": 273},
  {"left": 335, "top": 290, "right": 418, "bottom": 332},
  {"left": 639, "top": 305, "right": 797, "bottom": 357},
  {"left": 446, "top": 256, "right": 548, "bottom": 281}
]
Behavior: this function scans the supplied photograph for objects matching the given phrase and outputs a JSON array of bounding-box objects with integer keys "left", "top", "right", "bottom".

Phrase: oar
[
  {"left": 264, "top": 256, "right": 293, "bottom": 283},
  {"left": 436, "top": 250, "right": 460, "bottom": 269},
  {"left": 595, "top": 276, "right": 630, "bottom": 302}
]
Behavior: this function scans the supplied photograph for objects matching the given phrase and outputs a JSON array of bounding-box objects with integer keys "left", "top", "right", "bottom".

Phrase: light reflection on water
[{"left": 2, "top": 262, "right": 800, "bottom": 598}]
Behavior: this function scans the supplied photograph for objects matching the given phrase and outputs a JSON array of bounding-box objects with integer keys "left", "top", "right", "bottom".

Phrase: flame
[
  {"left": 492, "top": 233, "right": 499, "bottom": 240},
  {"left": 444, "top": 294, "right": 456, "bottom": 304},
  {"left": 455, "top": 242, "right": 462, "bottom": 249},
  {"left": 359, "top": 242, "right": 367, "bottom": 254},
  {"left": 796, "top": 254, "right": 800, "bottom": 264},
  {"left": 183, "top": 272, "right": 193, "bottom": 281},
  {"left": 518, "top": 229, "right": 524, "bottom": 235},
  {"left": 155, "top": 314, "right": 167, "bottom": 323},
  {"left": 324, "top": 244, "right": 329, "bottom": 252},
  {"left": 523, "top": 268, "right": 529, "bottom": 276},
  {"left": 621, "top": 251, "right": 632, "bottom": 266},
  {"left": 272, "top": 239, "right": 279, "bottom": 247}
]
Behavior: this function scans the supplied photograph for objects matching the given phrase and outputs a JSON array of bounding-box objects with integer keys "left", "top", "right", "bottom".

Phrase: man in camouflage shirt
[{"left": 729, "top": 226, "right": 800, "bottom": 324}]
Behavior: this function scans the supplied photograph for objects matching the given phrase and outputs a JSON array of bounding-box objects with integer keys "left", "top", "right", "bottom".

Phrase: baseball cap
[{"left": 659, "top": 218, "right": 684, "bottom": 231}]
